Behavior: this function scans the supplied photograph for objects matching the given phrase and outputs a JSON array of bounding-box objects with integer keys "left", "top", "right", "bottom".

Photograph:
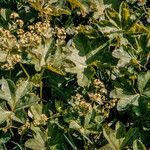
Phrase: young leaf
[
  {"left": 119, "top": 2, "right": 130, "bottom": 30},
  {"left": 67, "top": 0, "right": 89, "bottom": 14},
  {"left": 105, "top": 8, "right": 120, "bottom": 28}
]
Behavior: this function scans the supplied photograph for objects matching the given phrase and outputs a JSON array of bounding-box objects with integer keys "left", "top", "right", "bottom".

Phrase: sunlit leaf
[
  {"left": 119, "top": 2, "right": 130, "bottom": 29},
  {"left": 67, "top": 0, "right": 89, "bottom": 14},
  {"left": 103, "top": 126, "right": 120, "bottom": 150},
  {"left": 28, "top": 103, "right": 43, "bottom": 121},
  {"left": 46, "top": 65, "right": 65, "bottom": 75},
  {"left": 25, "top": 127, "right": 46, "bottom": 150},
  {"left": 0, "top": 79, "right": 16, "bottom": 109},
  {"left": 16, "top": 80, "right": 32, "bottom": 102},
  {"left": 133, "top": 140, "right": 147, "bottom": 150},
  {"left": 92, "top": 0, "right": 105, "bottom": 19},
  {"left": 0, "top": 51, "right": 7, "bottom": 62},
  {"left": 15, "top": 93, "right": 39, "bottom": 111},
  {"left": 137, "top": 70, "right": 150, "bottom": 94},
  {"left": 105, "top": 8, "right": 120, "bottom": 28},
  {"left": 112, "top": 45, "right": 137, "bottom": 67},
  {"left": 0, "top": 106, "right": 12, "bottom": 124}
]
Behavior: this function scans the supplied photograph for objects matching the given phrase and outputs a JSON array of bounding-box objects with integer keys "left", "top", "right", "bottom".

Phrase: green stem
[
  {"left": 9, "top": 70, "right": 11, "bottom": 79},
  {"left": 19, "top": 63, "right": 30, "bottom": 80},
  {"left": 63, "top": 133, "right": 77, "bottom": 150},
  {"left": 40, "top": 81, "right": 43, "bottom": 100},
  {"left": 39, "top": 68, "right": 45, "bottom": 100}
]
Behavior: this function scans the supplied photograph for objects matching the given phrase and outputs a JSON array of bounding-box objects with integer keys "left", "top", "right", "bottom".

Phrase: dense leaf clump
[{"left": 0, "top": 0, "right": 150, "bottom": 149}]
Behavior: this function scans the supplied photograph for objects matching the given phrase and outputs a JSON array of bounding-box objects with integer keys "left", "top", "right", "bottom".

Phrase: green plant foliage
[
  {"left": 66, "top": 33, "right": 109, "bottom": 86},
  {"left": 103, "top": 122, "right": 142, "bottom": 149},
  {"left": 110, "top": 70, "right": 150, "bottom": 113},
  {"left": 0, "top": 0, "right": 150, "bottom": 149},
  {"left": 133, "top": 140, "right": 147, "bottom": 150}
]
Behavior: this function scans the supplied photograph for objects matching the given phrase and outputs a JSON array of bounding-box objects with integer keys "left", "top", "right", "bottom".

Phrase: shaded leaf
[
  {"left": 66, "top": 34, "right": 109, "bottom": 86},
  {"left": 115, "top": 121, "right": 126, "bottom": 139},
  {"left": 121, "top": 128, "right": 140, "bottom": 148},
  {"left": 0, "top": 131, "right": 11, "bottom": 144}
]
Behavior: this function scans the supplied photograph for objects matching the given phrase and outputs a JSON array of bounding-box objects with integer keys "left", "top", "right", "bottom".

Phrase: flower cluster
[
  {"left": 18, "top": 31, "right": 42, "bottom": 47},
  {"left": 1, "top": 54, "right": 22, "bottom": 70},
  {"left": 18, "top": 114, "right": 48, "bottom": 134},
  {"left": 33, "top": 114, "right": 48, "bottom": 126},
  {"left": 87, "top": 79, "right": 118, "bottom": 117},
  {"left": 0, "top": 28, "right": 18, "bottom": 52},
  {"left": 0, "top": 12, "right": 56, "bottom": 70},
  {"left": 69, "top": 83, "right": 116, "bottom": 120},
  {"left": 10, "top": 12, "right": 24, "bottom": 31},
  {"left": 88, "top": 79, "right": 107, "bottom": 104},
  {"left": 18, "top": 21, "right": 53, "bottom": 48},
  {"left": 70, "top": 93, "right": 92, "bottom": 115},
  {"left": 18, "top": 120, "right": 30, "bottom": 134},
  {"left": 55, "top": 27, "right": 66, "bottom": 40},
  {"left": 28, "top": 21, "right": 53, "bottom": 39},
  {"left": 0, "top": 28, "right": 21, "bottom": 70}
]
